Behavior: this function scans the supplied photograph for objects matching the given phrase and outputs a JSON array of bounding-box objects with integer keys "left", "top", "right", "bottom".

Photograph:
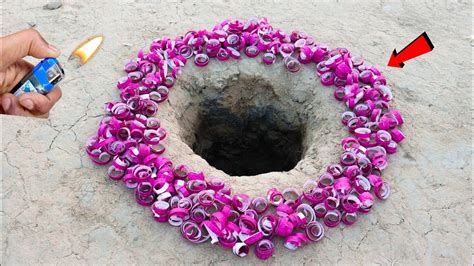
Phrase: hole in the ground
[
  {"left": 192, "top": 103, "right": 304, "bottom": 176},
  {"left": 176, "top": 70, "right": 308, "bottom": 176}
]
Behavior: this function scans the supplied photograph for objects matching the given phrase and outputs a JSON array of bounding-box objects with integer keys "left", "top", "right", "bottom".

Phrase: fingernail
[
  {"left": 22, "top": 99, "right": 34, "bottom": 110},
  {"left": 2, "top": 97, "right": 11, "bottom": 111},
  {"left": 48, "top": 44, "right": 61, "bottom": 55}
]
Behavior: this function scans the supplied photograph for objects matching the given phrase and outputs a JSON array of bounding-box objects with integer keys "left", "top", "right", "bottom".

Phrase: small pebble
[{"left": 43, "top": 1, "right": 62, "bottom": 10}]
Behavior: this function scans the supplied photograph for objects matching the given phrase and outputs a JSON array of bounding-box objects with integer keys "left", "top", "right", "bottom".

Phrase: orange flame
[{"left": 70, "top": 35, "right": 104, "bottom": 64}]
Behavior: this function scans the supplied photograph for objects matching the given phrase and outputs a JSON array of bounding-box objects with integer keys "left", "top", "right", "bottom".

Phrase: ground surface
[{"left": 1, "top": 0, "right": 472, "bottom": 265}]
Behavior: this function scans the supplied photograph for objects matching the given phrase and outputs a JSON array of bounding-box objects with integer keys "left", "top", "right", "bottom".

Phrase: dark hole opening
[{"left": 192, "top": 103, "right": 304, "bottom": 176}]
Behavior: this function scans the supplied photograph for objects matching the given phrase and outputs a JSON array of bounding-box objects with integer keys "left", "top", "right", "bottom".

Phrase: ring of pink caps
[{"left": 86, "top": 18, "right": 405, "bottom": 260}]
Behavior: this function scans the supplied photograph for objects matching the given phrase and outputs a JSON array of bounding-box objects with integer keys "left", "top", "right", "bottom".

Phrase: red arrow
[{"left": 388, "top": 32, "right": 434, "bottom": 68}]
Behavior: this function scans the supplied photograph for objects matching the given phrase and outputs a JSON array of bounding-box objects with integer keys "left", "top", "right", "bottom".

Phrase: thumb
[{"left": 0, "top": 28, "right": 60, "bottom": 70}]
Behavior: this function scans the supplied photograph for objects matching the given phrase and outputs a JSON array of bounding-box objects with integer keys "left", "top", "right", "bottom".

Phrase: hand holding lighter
[{"left": 11, "top": 58, "right": 65, "bottom": 97}]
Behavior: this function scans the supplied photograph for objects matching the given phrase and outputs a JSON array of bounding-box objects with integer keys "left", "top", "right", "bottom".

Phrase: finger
[
  {"left": 18, "top": 86, "right": 62, "bottom": 114},
  {"left": 1, "top": 93, "right": 49, "bottom": 118},
  {"left": 0, "top": 59, "right": 34, "bottom": 93},
  {"left": 0, "top": 28, "right": 60, "bottom": 70}
]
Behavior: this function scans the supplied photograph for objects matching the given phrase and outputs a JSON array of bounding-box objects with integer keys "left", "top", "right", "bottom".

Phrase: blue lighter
[{"left": 11, "top": 57, "right": 65, "bottom": 97}]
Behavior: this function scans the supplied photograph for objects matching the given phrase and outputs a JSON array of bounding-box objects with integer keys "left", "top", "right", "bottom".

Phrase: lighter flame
[{"left": 70, "top": 35, "right": 104, "bottom": 64}]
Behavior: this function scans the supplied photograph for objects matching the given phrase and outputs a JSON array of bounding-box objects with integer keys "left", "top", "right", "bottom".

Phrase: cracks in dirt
[
  {"left": 47, "top": 130, "right": 61, "bottom": 152},
  {"left": 413, "top": 200, "right": 465, "bottom": 212},
  {"left": 355, "top": 220, "right": 380, "bottom": 251},
  {"left": 381, "top": 255, "right": 399, "bottom": 266},
  {"left": 2, "top": 151, "right": 29, "bottom": 202}
]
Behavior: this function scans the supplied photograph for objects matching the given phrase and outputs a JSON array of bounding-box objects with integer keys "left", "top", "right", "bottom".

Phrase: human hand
[{"left": 0, "top": 28, "right": 62, "bottom": 118}]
